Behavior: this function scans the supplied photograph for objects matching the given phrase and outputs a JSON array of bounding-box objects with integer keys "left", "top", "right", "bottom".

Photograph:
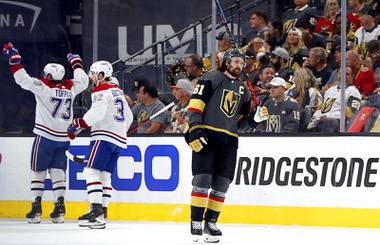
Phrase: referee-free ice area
[{"left": 0, "top": 219, "right": 379, "bottom": 245}]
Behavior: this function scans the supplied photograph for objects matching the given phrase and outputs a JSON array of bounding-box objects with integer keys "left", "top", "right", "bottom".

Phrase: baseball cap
[
  {"left": 270, "top": 47, "right": 290, "bottom": 60},
  {"left": 171, "top": 78, "right": 193, "bottom": 95},
  {"left": 216, "top": 31, "right": 232, "bottom": 41},
  {"left": 269, "top": 77, "right": 286, "bottom": 87}
]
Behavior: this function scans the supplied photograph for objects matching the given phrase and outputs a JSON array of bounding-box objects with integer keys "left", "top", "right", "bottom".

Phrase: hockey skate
[
  {"left": 190, "top": 221, "right": 203, "bottom": 242},
  {"left": 203, "top": 222, "right": 222, "bottom": 243},
  {"left": 78, "top": 203, "right": 105, "bottom": 229},
  {"left": 50, "top": 196, "right": 65, "bottom": 223},
  {"left": 26, "top": 196, "right": 42, "bottom": 224}
]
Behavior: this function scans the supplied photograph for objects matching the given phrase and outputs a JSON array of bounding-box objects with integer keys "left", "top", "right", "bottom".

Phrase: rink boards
[{"left": 1, "top": 136, "right": 380, "bottom": 227}]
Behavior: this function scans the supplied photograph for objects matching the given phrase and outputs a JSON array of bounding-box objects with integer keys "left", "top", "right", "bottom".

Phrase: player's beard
[{"left": 227, "top": 66, "right": 242, "bottom": 78}]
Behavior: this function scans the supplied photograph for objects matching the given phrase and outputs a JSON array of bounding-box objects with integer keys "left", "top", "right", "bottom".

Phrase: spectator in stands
[
  {"left": 255, "top": 65, "right": 276, "bottom": 104},
  {"left": 348, "top": 0, "right": 365, "bottom": 32},
  {"left": 264, "top": 19, "right": 284, "bottom": 50},
  {"left": 282, "top": 0, "right": 319, "bottom": 34},
  {"left": 269, "top": 47, "right": 293, "bottom": 82},
  {"left": 295, "top": 13, "right": 327, "bottom": 49},
  {"left": 256, "top": 77, "right": 301, "bottom": 133},
  {"left": 246, "top": 37, "right": 269, "bottom": 70},
  {"left": 367, "top": 40, "right": 380, "bottom": 89},
  {"left": 326, "top": 35, "right": 340, "bottom": 70},
  {"left": 243, "top": 48, "right": 256, "bottom": 81},
  {"left": 165, "top": 78, "right": 192, "bottom": 133},
  {"left": 315, "top": 0, "right": 340, "bottom": 36},
  {"left": 283, "top": 27, "right": 309, "bottom": 68},
  {"left": 131, "top": 82, "right": 168, "bottom": 134},
  {"left": 346, "top": 50, "right": 376, "bottom": 98},
  {"left": 241, "top": 11, "right": 268, "bottom": 47},
  {"left": 324, "top": 43, "right": 343, "bottom": 92},
  {"left": 287, "top": 68, "right": 322, "bottom": 131},
  {"left": 303, "top": 47, "right": 332, "bottom": 89},
  {"left": 308, "top": 67, "right": 361, "bottom": 132},
  {"left": 355, "top": 6, "right": 380, "bottom": 49},
  {"left": 184, "top": 54, "right": 205, "bottom": 87},
  {"left": 203, "top": 31, "right": 232, "bottom": 70}
]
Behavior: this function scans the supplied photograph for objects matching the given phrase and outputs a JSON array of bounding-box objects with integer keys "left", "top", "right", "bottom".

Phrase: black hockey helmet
[{"left": 220, "top": 48, "right": 246, "bottom": 71}]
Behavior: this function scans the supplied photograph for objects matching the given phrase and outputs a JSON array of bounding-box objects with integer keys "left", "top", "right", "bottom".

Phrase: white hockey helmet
[
  {"left": 43, "top": 63, "right": 65, "bottom": 80},
  {"left": 110, "top": 76, "right": 119, "bottom": 86},
  {"left": 89, "top": 60, "right": 113, "bottom": 82}
]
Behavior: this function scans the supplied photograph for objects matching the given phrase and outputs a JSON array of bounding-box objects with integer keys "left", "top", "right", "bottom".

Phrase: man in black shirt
[{"left": 304, "top": 47, "right": 333, "bottom": 89}]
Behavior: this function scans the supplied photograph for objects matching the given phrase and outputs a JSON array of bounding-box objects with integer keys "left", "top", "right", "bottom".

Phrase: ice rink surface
[{"left": 1, "top": 219, "right": 380, "bottom": 245}]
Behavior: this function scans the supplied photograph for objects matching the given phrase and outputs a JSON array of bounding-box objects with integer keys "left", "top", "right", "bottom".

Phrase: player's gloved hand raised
[
  {"left": 184, "top": 124, "right": 208, "bottom": 152},
  {"left": 67, "top": 53, "right": 83, "bottom": 70},
  {"left": 2, "top": 42, "right": 21, "bottom": 65},
  {"left": 67, "top": 118, "right": 89, "bottom": 139}
]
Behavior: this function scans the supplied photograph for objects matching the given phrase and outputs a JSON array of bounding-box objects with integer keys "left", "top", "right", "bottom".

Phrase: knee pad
[
  {"left": 49, "top": 168, "right": 66, "bottom": 183},
  {"left": 83, "top": 167, "right": 102, "bottom": 183},
  {"left": 211, "top": 175, "right": 231, "bottom": 193},
  {"left": 192, "top": 174, "right": 212, "bottom": 189},
  {"left": 31, "top": 170, "right": 47, "bottom": 182},
  {"left": 100, "top": 171, "right": 111, "bottom": 187}
]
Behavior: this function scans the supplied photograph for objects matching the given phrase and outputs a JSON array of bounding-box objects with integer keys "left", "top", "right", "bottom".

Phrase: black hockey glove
[{"left": 185, "top": 124, "right": 208, "bottom": 152}]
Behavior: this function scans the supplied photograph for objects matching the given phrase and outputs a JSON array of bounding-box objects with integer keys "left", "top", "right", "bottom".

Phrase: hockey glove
[
  {"left": 67, "top": 53, "right": 83, "bottom": 70},
  {"left": 67, "top": 118, "right": 89, "bottom": 139},
  {"left": 184, "top": 124, "right": 208, "bottom": 152},
  {"left": 2, "top": 42, "right": 21, "bottom": 65}
]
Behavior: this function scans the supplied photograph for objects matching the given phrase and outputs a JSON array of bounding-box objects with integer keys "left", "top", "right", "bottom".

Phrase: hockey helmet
[
  {"left": 43, "top": 63, "right": 65, "bottom": 80},
  {"left": 220, "top": 48, "right": 246, "bottom": 71},
  {"left": 89, "top": 60, "right": 113, "bottom": 81}
]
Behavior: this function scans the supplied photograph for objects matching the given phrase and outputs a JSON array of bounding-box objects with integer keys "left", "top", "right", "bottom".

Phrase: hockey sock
[
  {"left": 100, "top": 171, "right": 112, "bottom": 208},
  {"left": 83, "top": 167, "right": 103, "bottom": 204},
  {"left": 204, "top": 189, "right": 226, "bottom": 222},
  {"left": 49, "top": 168, "right": 66, "bottom": 201},
  {"left": 191, "top": 186, "right": 209, "bottom": 221},
  {"left": 30, "top": 170, "right": 46, "bottom": 200}
]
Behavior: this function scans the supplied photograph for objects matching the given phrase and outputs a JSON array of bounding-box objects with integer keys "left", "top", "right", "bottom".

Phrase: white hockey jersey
[
  {"left": 83, "top": 83, "right": 133, "bottom": 148},
  {"left": 11, "top": 64, "right": 89, "bottom": 141}
]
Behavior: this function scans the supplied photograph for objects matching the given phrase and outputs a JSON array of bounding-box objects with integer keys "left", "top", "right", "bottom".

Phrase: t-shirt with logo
[{"left": 131, "top": 99, "right": 168, "bottom": 134}]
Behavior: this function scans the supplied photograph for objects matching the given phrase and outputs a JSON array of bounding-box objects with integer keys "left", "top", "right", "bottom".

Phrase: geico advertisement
[
  {"left": 228, "top": 136, "right": 380, "bottom": 208},
  {"left": 0, "top": 137, "right": 193, "bottom": 203}
]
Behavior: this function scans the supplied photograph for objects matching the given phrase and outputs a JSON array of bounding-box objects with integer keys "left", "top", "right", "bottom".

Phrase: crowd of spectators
[{"left": 141, "top": 0, "right": 380, "bottom": 135}]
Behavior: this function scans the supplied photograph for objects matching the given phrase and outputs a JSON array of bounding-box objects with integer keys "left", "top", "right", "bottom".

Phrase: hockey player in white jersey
[
  {"left": 67, "top": 60, "right": 133, "bottom": 229},
  {"left": 2, "top": 42, "right": 89, "bottom": 223}
]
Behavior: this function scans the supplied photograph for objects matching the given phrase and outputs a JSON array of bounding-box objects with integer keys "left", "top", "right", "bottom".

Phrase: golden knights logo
[
  {"left": 220, "top": 89, "right": 241, "bottom": 117},
  {"left": 266, "top": 115, "right": 281, "bottom": 132},
  {"left": 138, "top": 110, "right": 148, "bottom": 124}
]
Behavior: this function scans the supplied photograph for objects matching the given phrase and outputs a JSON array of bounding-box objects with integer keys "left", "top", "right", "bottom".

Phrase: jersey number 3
[
  {"left": 114, "top": 98, "right": 125, "bottom": 122},
  {"left": 50, "top": 97, "right": 71, "bottom": 120}
]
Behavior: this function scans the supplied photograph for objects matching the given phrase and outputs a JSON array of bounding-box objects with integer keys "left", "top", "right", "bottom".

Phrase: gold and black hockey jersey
[{"left": 188, "top": 70, "right": 251, "bottom": 138}]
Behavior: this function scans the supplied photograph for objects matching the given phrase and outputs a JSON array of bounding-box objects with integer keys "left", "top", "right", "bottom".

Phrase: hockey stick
[
  {"left": 214, "top": 0, "right": 259, "bottom": 106},
  {"left": 129, "top": 101, "right": 175, "bottom": 134},
  {"left": 65, "top": 150, "right": 87, "bottom": 164}
]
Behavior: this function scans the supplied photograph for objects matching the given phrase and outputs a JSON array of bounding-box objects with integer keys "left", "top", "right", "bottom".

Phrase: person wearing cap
[
  {"left": 256, "top": 77, "right": 301, "bottom": 133},
  {"left": 165, "top": 78, "right": 193, "bottom": 133},
  {"left": 269, "top": 47, "right": 293, "bottom": 82},
  {"left": 203, "top": 31, "right": 232, "bottom": 71},
  {"left": 241, "top": 11, "right": 268, "bottom": 47},
  {"left": 131, "top": 82, "right": 168, "bottom": 134},
  {"left": 354, "top": 5, "right": 380, "bottom": 49}
]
